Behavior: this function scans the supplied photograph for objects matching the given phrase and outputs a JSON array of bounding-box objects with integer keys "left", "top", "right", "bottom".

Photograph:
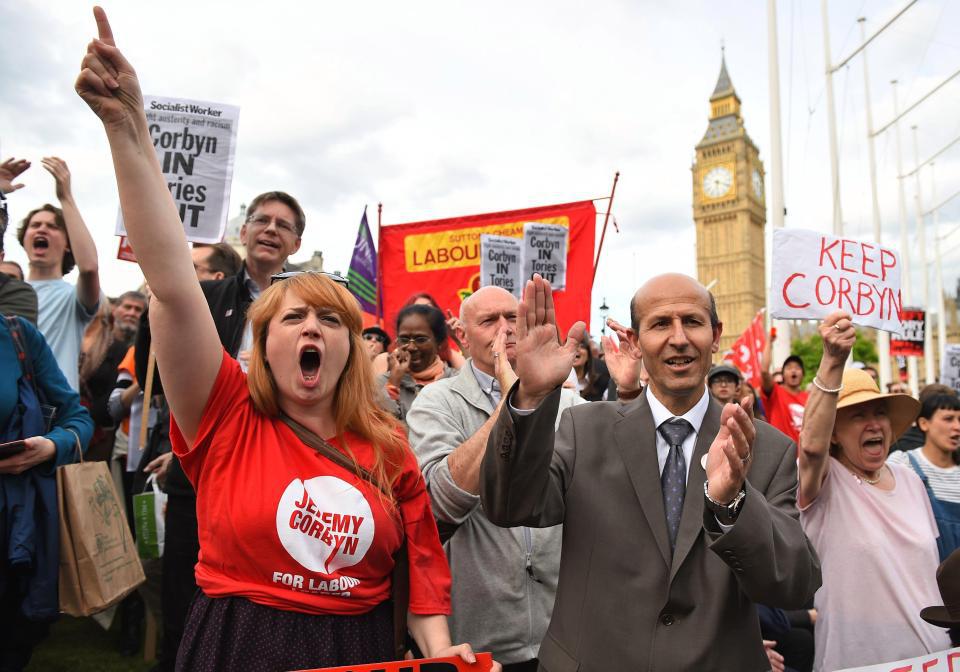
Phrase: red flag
[{"left": 724, "top": 310, "right": 766, "bottom": 390}]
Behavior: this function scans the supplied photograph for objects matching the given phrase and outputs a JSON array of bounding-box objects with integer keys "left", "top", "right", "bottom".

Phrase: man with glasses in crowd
[{"left": 707, "top": 363, "right": 742, "bottom": 405}]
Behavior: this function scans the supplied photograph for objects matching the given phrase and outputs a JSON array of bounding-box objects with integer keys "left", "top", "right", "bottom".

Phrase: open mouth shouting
[
  {"left": 299, "top": 345, "right": 322, "bottom": 387},
  {"left": 31, "top": 235, "right": 50, "bottom": 253},
  {"left": 861, "top": 435, "right": 886, "bottom": 458}
]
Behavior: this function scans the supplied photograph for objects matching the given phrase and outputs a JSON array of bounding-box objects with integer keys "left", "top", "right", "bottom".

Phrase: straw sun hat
[{"left": 834, "top": 368, "right": 920, "bottom": 441}]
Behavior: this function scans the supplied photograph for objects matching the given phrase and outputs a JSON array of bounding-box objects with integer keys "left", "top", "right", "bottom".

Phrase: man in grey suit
[{"left": 481, "top": 273, "right": 821, "bottom": 671}]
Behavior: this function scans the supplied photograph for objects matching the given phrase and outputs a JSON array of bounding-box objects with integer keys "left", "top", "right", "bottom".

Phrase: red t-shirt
[
  {"left": 763, "top": 384, "right": 809, "bottom": 444},
  {"left": 169, "top": 352, "right": 451, "bottom": 616}
]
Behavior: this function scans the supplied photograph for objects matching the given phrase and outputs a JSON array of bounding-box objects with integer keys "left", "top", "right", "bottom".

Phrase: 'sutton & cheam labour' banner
[{"left": 378, "top": 201, "right": 596, "bottom": 336}]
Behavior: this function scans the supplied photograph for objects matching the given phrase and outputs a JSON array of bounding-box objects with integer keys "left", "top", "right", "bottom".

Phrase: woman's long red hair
[{"left": 246, "top": 274, "right": 407, "bottom": 502}]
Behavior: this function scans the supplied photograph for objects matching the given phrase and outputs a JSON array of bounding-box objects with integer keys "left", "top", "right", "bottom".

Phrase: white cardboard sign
[
  {"left": 771, "top": 228, "right": 903, "bottom": 334},
  {"left": 941, "top": 344, "right": 960, "bottom": 394},
  {"left": 522, "top": 222, "right": 568, "bottom": 290},
  {"left": 479, "top": 234, "right": 524, "bottom": 298},
  {"left": 116, "top": 95, "right": 240, "bottom": 244}
]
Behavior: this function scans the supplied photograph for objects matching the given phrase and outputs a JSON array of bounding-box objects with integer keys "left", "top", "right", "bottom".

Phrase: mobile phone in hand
[{"left": 0, "top": 440, "right": 26, "bottom": 458}]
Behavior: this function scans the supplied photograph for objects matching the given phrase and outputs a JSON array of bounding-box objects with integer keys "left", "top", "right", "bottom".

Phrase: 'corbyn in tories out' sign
[{"left": 771, "top": 228, "right": 903, "bottom": 334}]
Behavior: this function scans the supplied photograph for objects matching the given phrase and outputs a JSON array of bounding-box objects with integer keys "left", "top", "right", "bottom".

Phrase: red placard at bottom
[{"left": 294, "top": 652, "right": 493, "bottom": 672}]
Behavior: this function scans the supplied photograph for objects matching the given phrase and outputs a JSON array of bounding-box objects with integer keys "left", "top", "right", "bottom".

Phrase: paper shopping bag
[{"left": 57, "top": 458, "right": 145, "bottom": 616}]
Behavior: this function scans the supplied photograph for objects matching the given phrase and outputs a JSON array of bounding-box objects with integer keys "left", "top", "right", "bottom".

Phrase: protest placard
[
  {"left": 522, "top": 222, "right": 568, "bottom": 290},
  {"left": 836, "top": 646, "right": 960, "bottom": 671},
  {"left": 116, "top": 95, "right": 240, "bottom": 244},
  {"left": 295, "top": 652, "right": 493, "bottom": 672},
  {"left": 116, "top": 236, "right": 137, "bottom": 263},
  {"left": 479, "top": 234, "right": 523, "bottom": 297},
  {"left": 890, "top": 308, "right": 925, "bottom": 356},
  {"left": 942, "top": 344, "right": 960, "bottom": 394},
  {"left": 770, "top": 228, "right": 903, "bottom": 333}
]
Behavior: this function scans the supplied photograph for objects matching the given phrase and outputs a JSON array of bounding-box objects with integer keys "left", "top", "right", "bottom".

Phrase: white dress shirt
[{"left": 646, "top": 385, "right": 710, "bottom": 482}]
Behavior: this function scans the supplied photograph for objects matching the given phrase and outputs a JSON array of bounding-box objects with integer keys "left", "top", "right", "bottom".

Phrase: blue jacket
[{"left": 0, "top": 315, "right": 92, "bottom": 620}]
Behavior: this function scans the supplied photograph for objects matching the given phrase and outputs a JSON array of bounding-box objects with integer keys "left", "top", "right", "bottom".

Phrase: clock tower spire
[{"left": 692, "top": 53, "right": 767, "bottom": 355}]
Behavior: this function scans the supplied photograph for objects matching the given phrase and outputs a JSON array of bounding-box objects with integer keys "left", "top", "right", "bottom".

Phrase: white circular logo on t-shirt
[
  {"left": 789, "top": 402, "right": 806, "bottom": 431},
  {"left": 275, "top": 476, "right": 375, "bottom": 574}
]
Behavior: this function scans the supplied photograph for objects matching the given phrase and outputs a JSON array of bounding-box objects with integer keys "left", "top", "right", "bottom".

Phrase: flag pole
[
  {"left": 591, "top": 171, "right": 620, "bottom": 288},
  {"left": 376, "top": 202, "right": 383, "bottom": 324}
]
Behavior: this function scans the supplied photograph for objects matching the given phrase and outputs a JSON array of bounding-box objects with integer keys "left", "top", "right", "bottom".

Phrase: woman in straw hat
[{"left": 798, "top": 311, "right": 951, "bottom": 671}]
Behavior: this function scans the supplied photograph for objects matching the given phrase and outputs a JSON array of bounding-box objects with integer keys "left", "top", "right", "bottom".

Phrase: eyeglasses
[
  {"left": 363, "top": 333, "right": 384, "bottom": 342},
  {"left": 247, "top": 214, "right": 299, "bottom": 237},
  {"left": 396, "top": 335, "right": 432, "bottom": 346},
  {"left": 710, "top": 377, "right": 739, "bottom": 386},
  {"left": 270, "top": 270, "right": 350, "bottom": 287}
]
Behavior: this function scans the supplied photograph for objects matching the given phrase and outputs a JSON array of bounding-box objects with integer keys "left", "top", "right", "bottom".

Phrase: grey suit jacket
[{"left": 480, "top": 386, "right": 821, "bottom": 672}]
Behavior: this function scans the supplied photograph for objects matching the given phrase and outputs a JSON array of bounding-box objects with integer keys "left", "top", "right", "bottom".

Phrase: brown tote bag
[{"left": 57, "top": 431, "right": 146, "bottom": 616}]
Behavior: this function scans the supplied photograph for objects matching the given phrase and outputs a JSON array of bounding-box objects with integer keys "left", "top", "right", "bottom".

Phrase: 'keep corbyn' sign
[{"left": 771, "top": 228, "right": 903, "bottom": 334}]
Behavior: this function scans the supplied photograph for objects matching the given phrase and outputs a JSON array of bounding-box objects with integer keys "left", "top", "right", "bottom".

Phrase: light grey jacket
[{"left": 406, "top": 362, "right": 585, "bottom": 664}]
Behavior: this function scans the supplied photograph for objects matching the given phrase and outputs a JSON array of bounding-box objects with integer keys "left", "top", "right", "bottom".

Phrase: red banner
[
  {"left": 378, "top": 201, "right": 596, "bottom": 337},
  {"left": 296, "top": 652, "right": 493, "bottom": 672},
  {"left": 724, "top": 310, "right": 766, "bottom": 391},
  {"left": 117, "top": 236, "right": 137, "bottom": 263},
  {"left": 890, "top": 307, "right": 925, "bottom": 357}
]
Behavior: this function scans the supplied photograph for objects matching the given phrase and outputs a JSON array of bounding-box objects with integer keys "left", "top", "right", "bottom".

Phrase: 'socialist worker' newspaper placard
[
  {"left": 942, "top": 344, "right": 960, "bottom": 394},
  {"left": 479, "top": 234, "right": 523, "bottom": 298},
  {"left": 116, "top": 95, "right": 240, "bottom": 244},
  {"left": 771, "top": 228, "right": 904, "bottom": 334},
  {"left": 522, "top": 222, "right": 568, "bottom": 291}
]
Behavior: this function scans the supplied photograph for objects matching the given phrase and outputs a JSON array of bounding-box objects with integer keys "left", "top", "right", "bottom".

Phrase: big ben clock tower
[{"left": 692, "top": 53, "right": 767, "bottom": 355}]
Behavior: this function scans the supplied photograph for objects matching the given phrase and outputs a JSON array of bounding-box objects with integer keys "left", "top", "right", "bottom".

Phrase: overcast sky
[{"left": 2, "top": 0, "right": 958, "bottom": 336}]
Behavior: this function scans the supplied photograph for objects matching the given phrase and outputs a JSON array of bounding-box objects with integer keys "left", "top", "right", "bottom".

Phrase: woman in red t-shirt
[{"left": 76, "top": 10, "right": 496, "bottom": 671}]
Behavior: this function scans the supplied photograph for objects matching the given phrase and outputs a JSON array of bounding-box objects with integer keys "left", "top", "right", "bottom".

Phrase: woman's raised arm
[
  {"left": 797, "top": 311, "right": 856, "bottom": 508},
  {"left": 75, "top": 7, "right": 222, "bottom": 445}
]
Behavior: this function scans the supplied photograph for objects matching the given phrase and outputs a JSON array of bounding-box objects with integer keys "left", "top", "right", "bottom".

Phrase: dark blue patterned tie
[{"left": 658, "top": 417, "right": 693, "bottom": 552}]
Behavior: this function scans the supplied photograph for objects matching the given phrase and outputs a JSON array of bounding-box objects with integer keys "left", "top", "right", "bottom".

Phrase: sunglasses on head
[{"left": 270, "top": 270, "right": 350, "bottom": 288}]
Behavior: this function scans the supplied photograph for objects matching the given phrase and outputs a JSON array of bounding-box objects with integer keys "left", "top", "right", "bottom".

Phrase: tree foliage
[{"left": 788, "top": 329, "right": 879, "bottom": 385}]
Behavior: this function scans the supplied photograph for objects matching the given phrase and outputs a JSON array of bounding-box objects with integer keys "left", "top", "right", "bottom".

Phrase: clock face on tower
[
  {"left": 702, "top": 166, "right": 733, "bottom": 198},
  {"left": 752, "top": 168, "right": 764, "bottom": 199}
]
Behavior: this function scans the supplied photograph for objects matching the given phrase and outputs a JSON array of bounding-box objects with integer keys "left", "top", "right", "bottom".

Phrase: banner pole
[
  {"left": 591, "top": 171, "right": 620, "bottom": 288},
  {"left": 377, "top": 202, "right": 383, "bottom": 324},
  {"left": 139, "top": 350, "right": 156, "bottom": 451}
]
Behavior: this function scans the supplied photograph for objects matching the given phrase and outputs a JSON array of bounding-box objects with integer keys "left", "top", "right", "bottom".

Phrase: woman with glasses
[
  {"left": 380, "top": 305, "right": 456, "bottom": 422},
  {"left": 75, "top": 10, "right": 494, "bottom": 671}
]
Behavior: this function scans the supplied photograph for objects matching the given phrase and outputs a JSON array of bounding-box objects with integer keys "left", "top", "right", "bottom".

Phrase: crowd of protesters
[{"left": 0, "top": 6, "right": 956, "bottom": 672}]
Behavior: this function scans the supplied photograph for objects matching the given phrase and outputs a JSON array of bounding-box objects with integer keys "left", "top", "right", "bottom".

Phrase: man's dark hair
[
  {"left": 246, "top": 191, "right": 306, "bottom": 237},
  {"left": 919, "top": 393, "right": 960, "bottom": 421},
  {"left": 629, "top": 288, "right": 720, "bottom": 333},
  {"left": 199, "top": 242, "right": 243, "bottom": 277},
  {"left": 362, "top": 326, "right": 391, "bottom": 350},
  {"left": 396, "top": 304, "right": 448, "bottom": 346},
  {"left": 783, "top": 355, "right": 805, "bottom": 373},
  {"left": 919, "top": 383, "right": 957, "bottom": 404},
  {"left": 17, "top": 204, "right": 75, "bottom": 275}
]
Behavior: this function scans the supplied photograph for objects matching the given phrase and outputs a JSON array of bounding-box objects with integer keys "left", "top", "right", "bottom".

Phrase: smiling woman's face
[{"left": 832, "top": 399, "right": 892, "bottom": 474}]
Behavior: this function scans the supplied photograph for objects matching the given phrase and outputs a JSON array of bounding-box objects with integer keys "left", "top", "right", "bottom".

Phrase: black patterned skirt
[{"left": 175, "top": 592, "right": 395, "bottom": 672}]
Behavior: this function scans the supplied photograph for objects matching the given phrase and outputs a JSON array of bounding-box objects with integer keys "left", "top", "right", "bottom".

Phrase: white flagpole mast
[
  {"left": 930, "top": 163, "right": 947, "bottom": 373},
  {"left": 857, "top": 17, "right": 891, "bottom": 389},
  {"left": 767, "top": 0, "right": 791, "bottom": 369},
  {"left": 911, "top": 126, "right": 934, "bottom": 384},
  {"left": 820, "top": 0, "right": 844, "bottom": 235},
  {"left": 892, "top": 81, "right": 919, "bottom": 396}
]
